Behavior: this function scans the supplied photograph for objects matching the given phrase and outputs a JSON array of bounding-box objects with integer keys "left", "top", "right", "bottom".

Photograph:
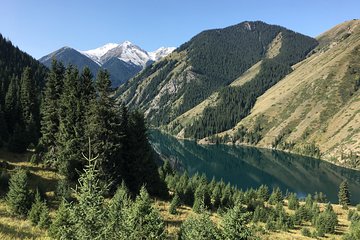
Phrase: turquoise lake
[{"left": 149, "top": 130, "right": 360, "bottom": 204}]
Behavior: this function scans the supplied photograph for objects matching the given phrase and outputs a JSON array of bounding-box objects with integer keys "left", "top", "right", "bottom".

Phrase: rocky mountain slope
[
  {"left": 116, "top": 21, "right": 317, "bottom": 131},
  {"left": 39, "top": 42, "right": 174, "bottom": 87},
  {"left": 210, "top": 20, "right": 360, "bottom": 168}
]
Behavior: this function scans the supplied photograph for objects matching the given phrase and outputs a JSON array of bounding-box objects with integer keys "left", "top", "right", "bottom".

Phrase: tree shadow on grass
[{"left": 0, "top": 222, "right": 41, "bottom": 239}]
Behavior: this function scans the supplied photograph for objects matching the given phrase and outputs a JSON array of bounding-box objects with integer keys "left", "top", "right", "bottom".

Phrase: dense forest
[{"left": 0, "top": 34, "right": 48, "bottom": 150}]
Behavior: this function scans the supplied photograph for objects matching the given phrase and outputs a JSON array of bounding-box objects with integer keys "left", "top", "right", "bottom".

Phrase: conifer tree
[
  {"left": 338, "top": 179, "right": 351, "bottom": 209},
  {"left": 257, "top": 184, "right": 270, "bottom": 201},
  {"left": 40, "top": 60, "right": 65, "bottom": 163},
  {"left": 6, "top": 168, "right": 31, "bottom": 216},
  {"left": 315, "top": 203, "right": 338, "bottom": 234},
  {"left": 268, "top": 187, "right": 283, "bottom": 204},
  {"left": 211, "top": 184, "right": 222, "bottom": 210},
  {"left": 85, "top": 69, "right": 122, "bottom": 188},
  {"left": 179, "top": 212, "right": 219, "bottom": 240},
  {"left": 127, "top": 186, "right": 166, "bottom": 239},
  {"left": 8, "top": 123, "right": 27, "bottom": 152},
  {"left": 49, "top": 200, "right": 74, "bottom": 239},
  {"left": 4, "top": 75, "right": 19, "bottom": 134},
  {"left": 0, "top": 106, "right": 8, "bottom": 147},
  {"left": 19, "top": 67, "right": 38, "bottom": 145},
  {"left": 221, "top": 204, "right": 252, "bottom": 239},
  {"left": 28, "top": 189, "right": 43, "bottom": 225},
  {"left": 169, "top": 193, "right": 181, "bottom": 214},
  {"left": 56, "top": 65, "right": 83, "bottom": 179},
  {"left": 38, "top": 201, "right": 51, "bottom": 229},
  {"left": 288, "top": 193, "right": 299, "bottom": 210},
  {"left": 106, "top": 181, "right": 132, "bottom": 239},
  {"left": 72, "top": 140, "right": 107, "bottom": 240}
]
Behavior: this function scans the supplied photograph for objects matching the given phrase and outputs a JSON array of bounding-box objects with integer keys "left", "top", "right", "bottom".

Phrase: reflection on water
[{"left": 149, "top": 130, "right": 360, "bottom": 204}]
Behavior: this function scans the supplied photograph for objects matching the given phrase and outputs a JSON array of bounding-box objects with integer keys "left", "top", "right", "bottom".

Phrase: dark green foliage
[
  {"left": 0, "top": 34, "right": 47, "bottom": 147},
  {"left": 313, "top": 191, "right": 327, "bottom": 203},
  {"left": 221, "top": 204, "right": 252, "bottom": 239},
  {"left": 55, "top": 178, "right": 71, "bottom": 201},
  {"left": 257, "top": 184, "right": 270, "bottom": 201},
  {"left": 38, "top": 202, "right": 51, "bottom": 229},
  {"left": 314, "top": 203, "right": 338, "bottom": 234},
  {"left": 268, "top": 187, "right": 283, "bottom": 205},
  {"left": 179, "top": 212, "right": 220, "bottom": 240},
  {"left": 6, "top": 168, "right": 31, "bottom": 216},
  {"left": 301, "top": 227, "right": 311, "bottom": 237},
  {"left": 287, "top": 193, "right": 299, "bottom": 210},
  {"left": 106, "top": 182, "right": 131, "bottom": 239},
  {"left": 357, "top": 204, "right": 360, "bottom": 211},
  {"left": 7, "top": 124, "right": 27, "bottom": 152},
  {"left": 339, "top": 179, "right": 351, "bottom": 208},
  {"left": 40, "top": 60, "right": 65, "bottom": 162},
  {"left": 0, "top": 106, "right": 8, "bottom": 146},
  {"left": 126, "top": 186, "right": 166, "bottom": 239},
  {"left": 71, "top": 146, "right": 107, "bottom": 240},
  {"left": 28, "top": 189, "right": 43, "bottom": 225},
  {"left": 169, "top": 193, "right": 181, "bottom": 214},
  {"left": 49, "top": 201, "right": 74, "bottom": 240}
]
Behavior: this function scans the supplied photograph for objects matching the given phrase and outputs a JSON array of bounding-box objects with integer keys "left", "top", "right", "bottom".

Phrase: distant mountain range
[{"left": 39, "top": 42, "right": 175, "bottom": 87}]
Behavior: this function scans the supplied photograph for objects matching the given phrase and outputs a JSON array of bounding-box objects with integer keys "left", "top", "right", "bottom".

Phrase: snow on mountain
[
  {"left": 79, "top": 41, "right": 175, "bottom": 67},
  {"left": 149, "top": 47, "right": 176, "bottom": 61},
  {"left": 81, "top": 43, "right": 119, "bottom": 65}
]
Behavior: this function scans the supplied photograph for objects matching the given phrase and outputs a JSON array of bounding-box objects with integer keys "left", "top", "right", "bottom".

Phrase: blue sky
[{"left": 1, "top": 0, "right": 359, "bottom": 59}]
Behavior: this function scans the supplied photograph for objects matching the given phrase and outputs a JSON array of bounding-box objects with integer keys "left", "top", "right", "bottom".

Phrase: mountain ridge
[{"left": 39, "top": 41, "right": 175, "bottom": 87}]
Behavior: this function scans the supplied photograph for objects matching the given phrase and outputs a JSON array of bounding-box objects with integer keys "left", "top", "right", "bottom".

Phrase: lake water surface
[{"left": 149, "top": 130, "right": 360, "bottom": 204}]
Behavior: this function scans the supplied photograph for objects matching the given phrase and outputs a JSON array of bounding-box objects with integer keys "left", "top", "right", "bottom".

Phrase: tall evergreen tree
[
  {"left": 40, "top": 60, "right": 65, "bottom": 163},
  {"left": 4, "top": 75, "right": 19, "bottom": 134},
  {"left": 49, "top": 200, "right": 74, "bottom": 239},
  {"left": 72, "top": 140, "right": 107, "bottom": 240},
  {"left": 85, "top": 69, "right": 122, "bottom": 188},
  {"left": 221, "top": 204, "right": 252, "bottom": 239},
  {"left": 0, "top": 106, "right": 8, "bottom": 146},
  {"left": 56, "top": 65, "right": 83, "bottom": 179},
  {"left": 19, "top": 67, "right": 38, "bottom": 145},
  {"left": 6, "top": 169, "right": 31, "bottom": 216},
  {"left": 338, "top": 179, "right": 351, "bottom": 209}
]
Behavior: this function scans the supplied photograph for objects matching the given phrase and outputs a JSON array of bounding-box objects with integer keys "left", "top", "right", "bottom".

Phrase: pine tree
[
  {"left": 338, "top": 179, "right": 351, "bottom": 209},
  {"left": 268, "top": 187, "right": 283, "bottom": 205},
  {"left": 288, "top": 193, "right": 299, "bottom": 210},
  {"left": 4, "top": 75, "right": 19, "bottom": 134},
  {"left": 257, "top": 184, "right": 269, "bottom": 201},
  {"left": 105, "top": 181, "right": 132, "bottom": 239},
  {"left": 38, "top": 201, "right": 51, "bottom": 229},
  {"left": 85, "top": 69, "right": 122, "bottom": 188},
  {"left": 211, "top": 184, "right": 221, "bottom": 210},
  {"left": 169, "top": 193, "right": 181, "bottom": 214},
  {"left": 56, "top": 65, "right": 83, "bottom": 179},
  {"left": 127, "top": 186, "right": 166, "bottom": 239},
  {"left": 19, "top": 67, "right": 38, "bottom": 145},
  {"left": 49, "top": 200, "right": 74, "bottom": 239},
  {"left": 28, "top": 189, "right": 43, "bottom": 225},
  {"left": 315, "top": 203, "right": 338, "bottom": 234},
  {"left": 6, "top": 168, "right": 31, "bottom": 216},
  {"left": 0, "top": 105, "right": 9, "bottom": 146},
  {"left": 221, "top": 204, "right": 252, "bottom": 239},
  {"left": 72, "top": 139, "right": 107, "bottom": 240},
  {"left": 179, "top": 212, "right": 219, "bottom": 240},
  {"left": 40, "top": 60, "right": 65, "bottom": 163}
]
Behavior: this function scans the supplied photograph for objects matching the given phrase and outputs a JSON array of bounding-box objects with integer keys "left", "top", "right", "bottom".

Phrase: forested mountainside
[
  {"left": 0, "top": 34, "right": 48, "bottom": 150},
  {"left": 115, "top": 21, "right": 318, "bottom": 139},
  {"left": 208, "top": 20, "right": 360, "bottom": 169}
]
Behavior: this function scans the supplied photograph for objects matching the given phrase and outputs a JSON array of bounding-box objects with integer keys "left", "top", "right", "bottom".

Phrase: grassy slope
[
  {"left": 213, "top": 20, "right": 360, "bottom": 167},
  {"left": 0, "top": 150, "right": 355, "bottom": 239}
]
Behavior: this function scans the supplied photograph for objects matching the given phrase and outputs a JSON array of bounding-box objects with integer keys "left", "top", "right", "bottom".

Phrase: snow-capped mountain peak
[
  {"left": 149, "top": 47, "right": 176, "bottom": 61},
  {"left": 79, "top": 41, "right": 175, "bottom": 67},
  {"left": 81, "top": 43, "right": 119, "bottom": 65}
]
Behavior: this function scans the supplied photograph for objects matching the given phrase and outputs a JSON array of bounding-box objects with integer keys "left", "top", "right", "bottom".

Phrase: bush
[{"left": 357, "top": 204, "right": 360, "bottom": 211}]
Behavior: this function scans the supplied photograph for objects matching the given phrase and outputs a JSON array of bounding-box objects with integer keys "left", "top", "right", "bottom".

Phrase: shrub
[{"left": 301, "top": 227, "right": 311, "bottom": 237}]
